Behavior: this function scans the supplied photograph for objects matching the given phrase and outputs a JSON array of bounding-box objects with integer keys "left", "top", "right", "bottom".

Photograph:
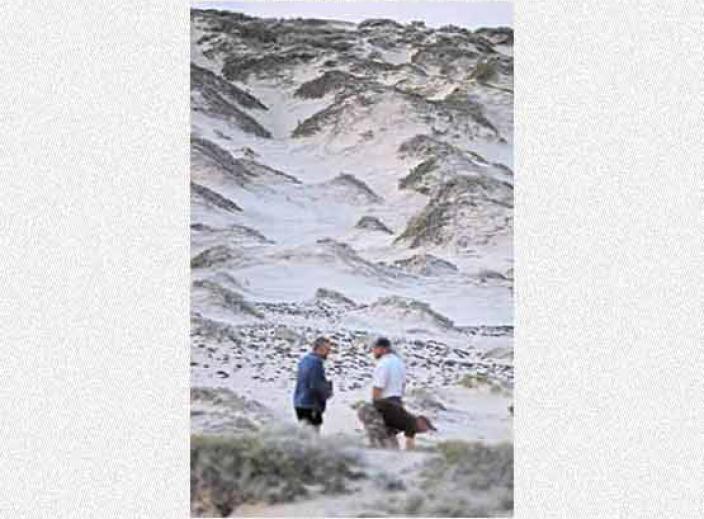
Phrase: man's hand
[{"left": 372, "top": 386, "right": 383, "bottom": 401}]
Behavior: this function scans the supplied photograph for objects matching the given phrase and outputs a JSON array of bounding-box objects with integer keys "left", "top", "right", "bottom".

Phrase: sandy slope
[{"left": 190, "top": 10, "right": 514, "bottom": 516}]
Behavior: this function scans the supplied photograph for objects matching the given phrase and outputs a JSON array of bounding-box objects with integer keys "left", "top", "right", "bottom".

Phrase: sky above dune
[{"left": 192, "top": 1, "right": 512, "bottom": 29}]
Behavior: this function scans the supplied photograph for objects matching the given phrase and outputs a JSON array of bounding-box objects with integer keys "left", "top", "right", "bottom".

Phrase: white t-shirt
[{"left": 372, "top": 353, "right": 406, "bottom": 399}]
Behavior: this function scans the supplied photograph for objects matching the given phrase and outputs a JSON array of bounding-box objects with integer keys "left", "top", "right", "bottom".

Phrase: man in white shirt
[
  {"left": 372, "top": 337, "right": 406, "bottom": 402},
  {"left": 369, "top": 337, "right": 435, "bottom": 450}
]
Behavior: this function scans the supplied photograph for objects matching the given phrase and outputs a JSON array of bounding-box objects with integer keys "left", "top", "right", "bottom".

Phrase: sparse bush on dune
[
  {"left": 459, "top": 373, "right": 512, "bottom": 396},
  {"left": 471, "top": 58, "right": 499, "bottom": 83},
  {"left": 407, "top": 387, "right": 447, "bottom": 412},
  {"left": 399, "top": 157, "right": 438, "bottom": 193},
  {"left": 421, "top": 441, "right": 513, "bottom": 516},
  {"left": 294, "top": 70, "right": 365, "bottom": 99},
  {"left": 191, "top": 426, "right": 365, "bottom": 517},
  {"left": 378, "top": 441, "right": 513, "bottom": 517},
  {"left": 191, "top": 421, "right": 513, "bottom": 517},
  {"left": 459, "top": 372, "right": 493, "bottom": 389},
  {"left": 190, "top": 387, "right": 273, "bottom": 434}
]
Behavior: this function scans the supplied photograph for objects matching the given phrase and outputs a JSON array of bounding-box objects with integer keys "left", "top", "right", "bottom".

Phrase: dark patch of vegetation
[
  {"left": 314, "top": 288, "right": 358, "bottom": 308},
  {"left": 191, "top": 137, "right": 255, "bottom": 185},
  {"left": 392, "top": 254, "right": 459, "bottom": 276},
  {"left": 355, "top": 216, "right": 393, "bottom": 234},
  {"left": 191, "top": 63, "right": 268, "bottom": 110},
  {"left": 222, "top": 50, "right": 318, "bottom": 82},
  {"left": 192, "top": 137, "right": 300, "bottom": 185},
  {"left": 329, "top": 173, "right": 384, "bottom": 203},
  {"left": 234, "top": 21, "right": 278, "bottom": 43},
  {"left": 398, "top": 134, "right": 454, "bottom": 158},
  {"left": 399, "top": 158, "right": 438, "bottom": 192},
  {"left": 358, "top": 18, "right": 403, "bottom": 30},
  {"left": 192, "top": 279, "right": 264, "bottom": 318},
  {"left": 471, "top": 59, "right": 499, "bottom": 83},
  {"left": 190, "top": 245, "right": 238, "bottom": 269},
  {"left": 191, "top": 71, "right": 272, "bottom": 138},
  {"left": 379, "top": 441, "right": 513, "bottom": 517},
  {"left": 433, "top": 89, "right": 500, "bottom": 137},
  {"left": 475, "top": 26, "right": 514, "bottom": 46},
  {"left": 190, "top": 182, "right": 241, "bottom": 213},
  {"left": 349, "top": 58, "right": 397, "bottom": 75},
  {"left": 411, "top": 44, "right": 480, "bottom": 68},
  {"left": 191, "top": 428, "right": 365, "bottom": 517},
  {"left": 291, "top": 86, "right": 388, "bottom": 138},
  {"left": 190, "top": 387, "right": 272, "bottom": 434},
  {"left": 294, "top": 70, "right": 364, "bottom": 99},
  {"left": 395, "top": 176, "right": 513, "bottom": 248}
]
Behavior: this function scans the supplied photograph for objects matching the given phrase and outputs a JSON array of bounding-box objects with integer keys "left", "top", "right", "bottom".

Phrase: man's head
[
  {"left": 372, "top": 337, "right": 391, "bottom": 359},
  {"left": 415, "top": 415, "right": 437, "bottom": 434},
  {"left": 312, "top": 336, "right": 333, "bottom": 359}
]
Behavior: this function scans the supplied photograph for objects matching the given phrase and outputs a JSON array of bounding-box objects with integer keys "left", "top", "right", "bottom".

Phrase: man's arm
[
  {"left": 371, "top": 362, "right": 388, "bottom": 401},
  {"left": 310, "top": 361, "right": 332, "bottom": 402}
]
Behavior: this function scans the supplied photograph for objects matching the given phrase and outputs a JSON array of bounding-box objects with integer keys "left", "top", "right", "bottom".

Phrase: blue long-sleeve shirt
[{"left": 293, "top": 352, "right": 332, "bottom": 411}]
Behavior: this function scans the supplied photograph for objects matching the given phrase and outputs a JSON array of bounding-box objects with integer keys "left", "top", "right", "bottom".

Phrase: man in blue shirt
[{"left": 293, "top": 336, "right": 334, "bottom": 430}]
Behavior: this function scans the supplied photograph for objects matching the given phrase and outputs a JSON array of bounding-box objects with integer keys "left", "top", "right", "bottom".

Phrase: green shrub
[
  {"left": 191, "top": 427, "right": 365, "bottom": 516},
  {"left": 458, "top": 373, "right": 491, "bottom": 388},
  {"left": 381, "top": 441, "right": 513, "bottom": 517},
  {"left": 399, "top": 157, "right": 438, "bottom": 191},
  {"left": 459, "top": 373, "right": 511, "bottom": 397},
  {"left": 472, "top": 59, "right": 498, "bottom": 83}
]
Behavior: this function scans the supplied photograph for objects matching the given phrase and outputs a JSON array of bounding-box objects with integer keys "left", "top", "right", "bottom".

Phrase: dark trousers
[
  {"left": 295, "top": 407, "right": 323, "bottom": 429},
  {"left": 373, "top": 397, "right": 417, "bottom": 438}
]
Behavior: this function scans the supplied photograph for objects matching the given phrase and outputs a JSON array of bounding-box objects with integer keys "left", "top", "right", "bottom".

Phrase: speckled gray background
[
  {"left": 0, "top": 1, "right": 702, "bottom": 517},
  {"left": 515, "top": 1, "right": 703, "bottom": 516}
]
